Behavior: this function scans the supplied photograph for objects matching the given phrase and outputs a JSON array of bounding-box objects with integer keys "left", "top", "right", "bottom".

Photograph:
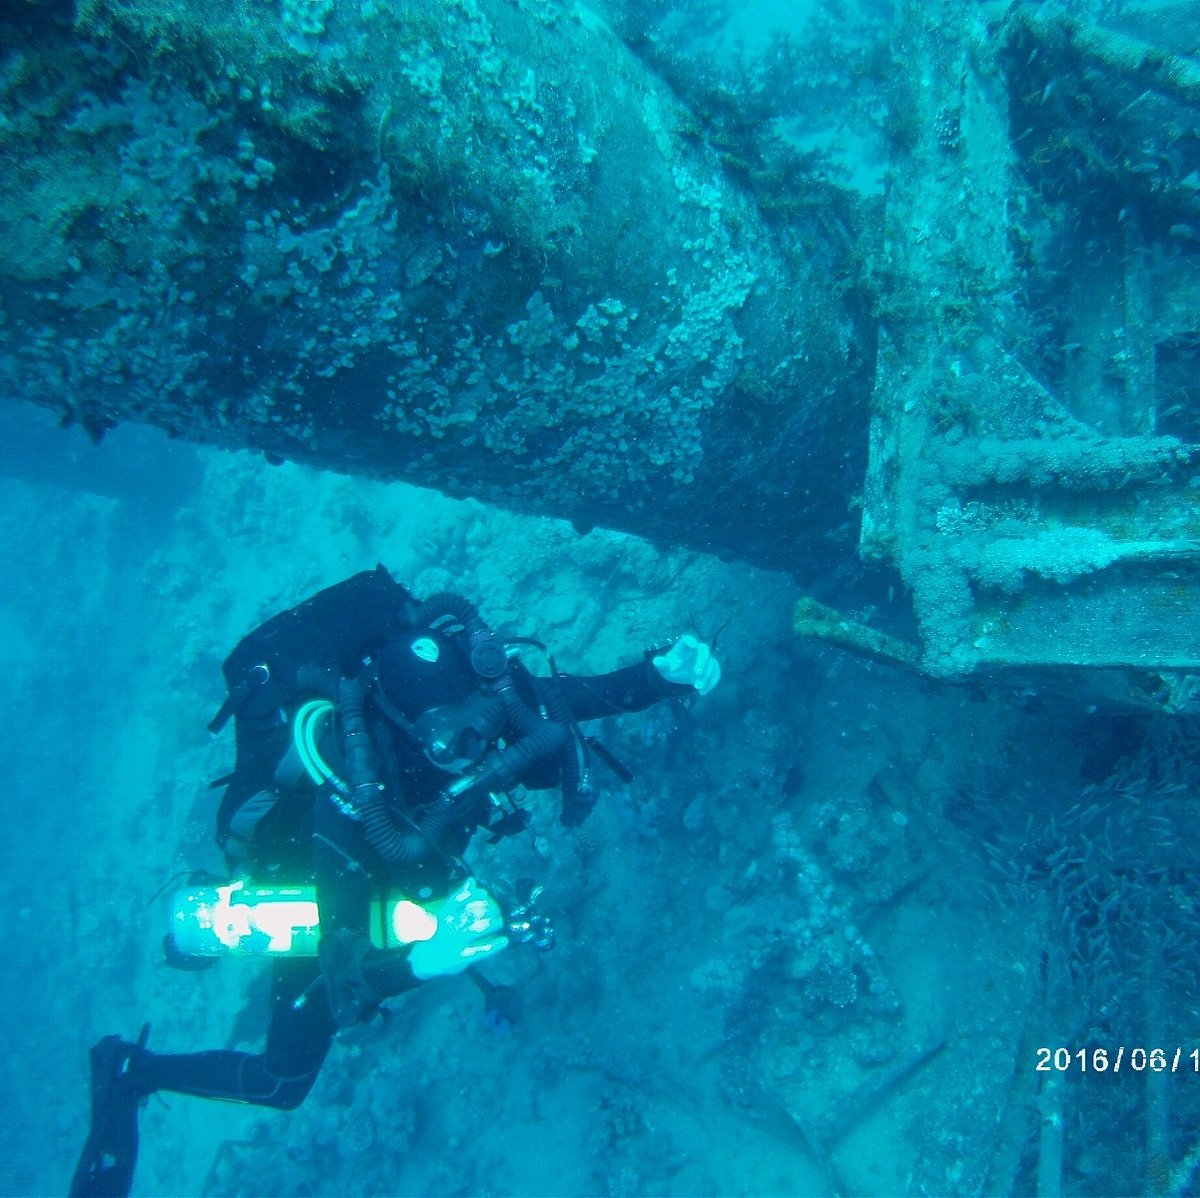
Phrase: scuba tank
[
  {"left": 168, "top": 877, "right": 555, "bottom": 959},
  {"left": 169, "top": 880, "right": 436, "bottom": 957}
]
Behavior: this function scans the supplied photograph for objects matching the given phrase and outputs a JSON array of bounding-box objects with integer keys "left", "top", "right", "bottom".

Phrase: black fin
[{"left": 68, "top": 1027, "right": 149, "bottom": 1198}]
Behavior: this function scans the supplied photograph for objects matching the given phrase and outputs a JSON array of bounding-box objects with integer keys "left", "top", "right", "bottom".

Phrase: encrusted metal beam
[{"left": 0, "top": 0, "right": 872, "bottom": 578}]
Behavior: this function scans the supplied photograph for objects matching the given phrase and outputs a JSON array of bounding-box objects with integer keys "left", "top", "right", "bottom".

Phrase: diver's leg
[
  {"left": 70, "top": 946, "right": 411, "bottom": 1195},
  {"left": 134, "top": 959, "right": 336, "bottom": 1110},
  {"left": 260, "top": 956, "right": 339, "bottom": 1104}
]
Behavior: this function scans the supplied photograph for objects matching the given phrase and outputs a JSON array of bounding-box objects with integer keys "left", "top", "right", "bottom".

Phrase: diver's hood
[
  {"left": 375, "top": 626, "right": 475, "bottom": 721},
  {"left": 373, "top": 626, "right": 509, "bottom": 772}
]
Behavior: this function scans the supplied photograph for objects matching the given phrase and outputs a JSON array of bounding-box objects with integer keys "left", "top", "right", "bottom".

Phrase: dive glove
[
  {"left": 653, "top": 634, "right": 721, "bottom": 696},
  {"left": 408, "top": 877, "right": 509, "bottom": 980}
]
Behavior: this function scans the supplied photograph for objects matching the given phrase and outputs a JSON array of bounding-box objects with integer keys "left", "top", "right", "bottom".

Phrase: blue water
[{"left": 3, "top": 1, "right": 1200, "bottom": 1196}]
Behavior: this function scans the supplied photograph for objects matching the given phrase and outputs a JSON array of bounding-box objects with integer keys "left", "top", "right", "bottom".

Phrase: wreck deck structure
[{"left": 2, "top": 0, "right": 1200, "bottom": 697}]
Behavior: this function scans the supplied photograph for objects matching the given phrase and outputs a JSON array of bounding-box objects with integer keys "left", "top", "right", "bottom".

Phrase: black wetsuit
[{"left": 132, "top": 656, "right": 682, "bottom": 1111}]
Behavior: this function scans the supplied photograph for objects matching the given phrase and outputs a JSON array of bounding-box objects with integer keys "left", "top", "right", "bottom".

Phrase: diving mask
[{"left": 413, "top": 690, "right": 506, "bottom": 773}]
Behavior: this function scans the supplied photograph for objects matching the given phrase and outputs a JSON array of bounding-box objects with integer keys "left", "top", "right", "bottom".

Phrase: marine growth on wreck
[{"left": 3, "top": 1, "right": 1200, "bottom": 1195}]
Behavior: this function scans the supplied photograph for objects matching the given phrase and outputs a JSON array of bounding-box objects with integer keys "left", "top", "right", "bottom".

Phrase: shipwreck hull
[
  {"left": 5, "top": 0, "right": 1200, "bottom": 690},
  {"left": 0, "top": 0, "right": 871, "bottom": 575}
]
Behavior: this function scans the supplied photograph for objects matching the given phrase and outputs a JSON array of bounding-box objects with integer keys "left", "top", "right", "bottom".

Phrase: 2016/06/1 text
[{"left": 1036, "top": 1047, "right": 1199, "bottom": 1073}]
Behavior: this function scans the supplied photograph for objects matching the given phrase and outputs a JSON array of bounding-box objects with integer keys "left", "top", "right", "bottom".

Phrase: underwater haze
[{"left": 4, "top": 0, "right": 1200, "bottom": 1196}]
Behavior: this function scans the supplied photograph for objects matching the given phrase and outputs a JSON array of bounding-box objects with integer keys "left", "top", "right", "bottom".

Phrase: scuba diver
[{"left": 70, "top": 565, "right": 720, "bottom": 1198}]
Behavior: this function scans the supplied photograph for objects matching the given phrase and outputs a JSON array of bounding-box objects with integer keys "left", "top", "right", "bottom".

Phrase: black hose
[
  {"left": 337, "top": 675, "right": 381, "bottom": 791},
  {"left": 359, "top": 593, "right": 569, "bottom": 864},
  {"left": 294, "top": 663, "right": 341, "bottom": 701},
  {"left": 456, "top": 718, "right": 568, "bottom": 796},
  {"left": 358, "top": 786, "right": 461, "bottom": 866},
  {"left": 359, "top": 709, "right": 569, "bottom": 867},
  {"left": 285, "top": 662, "right": 457, "bottom": 867}
]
